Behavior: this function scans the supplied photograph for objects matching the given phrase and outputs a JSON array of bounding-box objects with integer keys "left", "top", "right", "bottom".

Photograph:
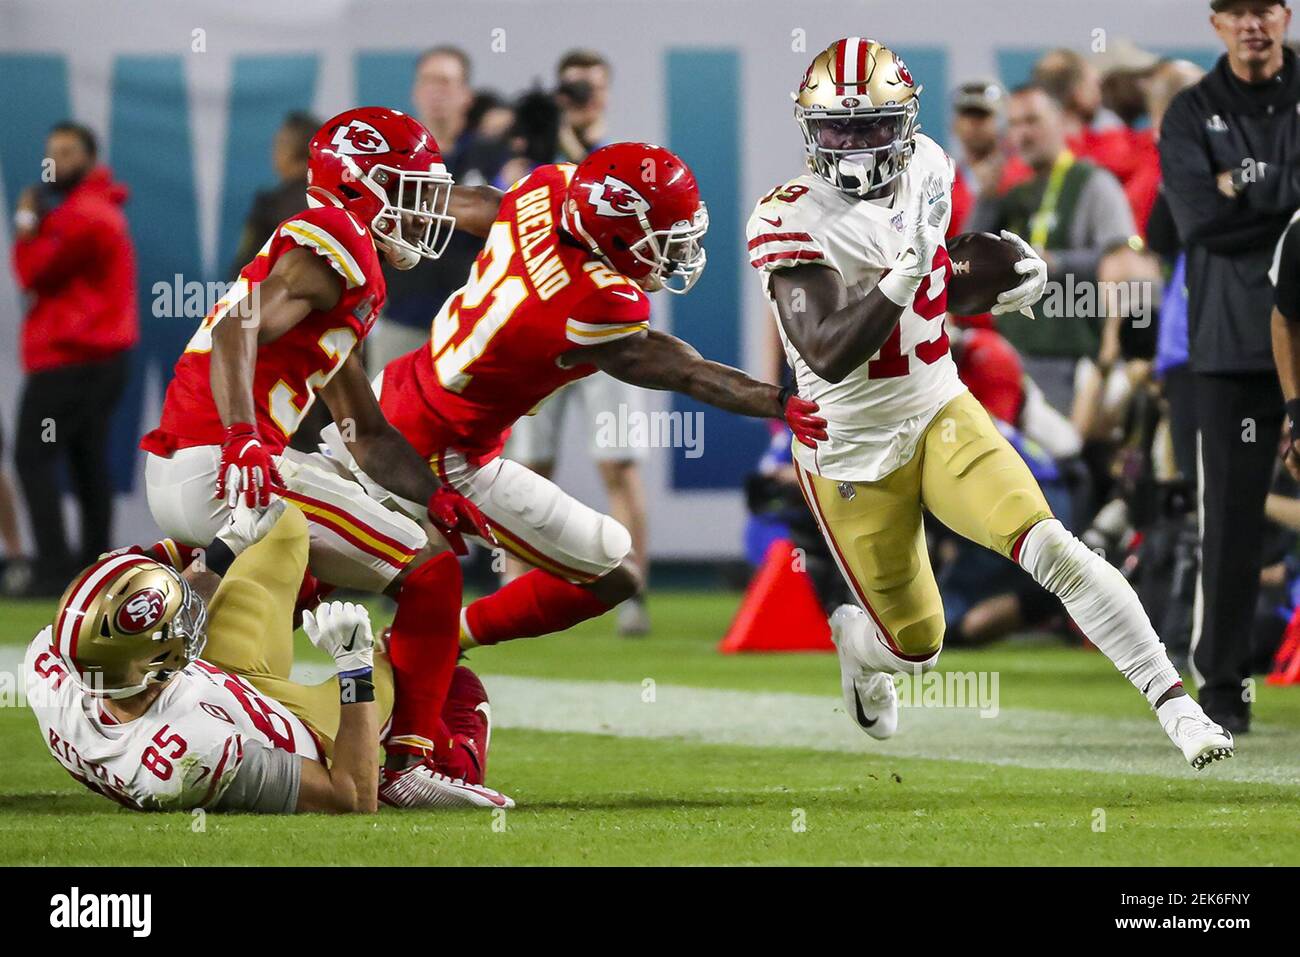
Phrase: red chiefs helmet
[
  {"left": 307, "top": 107, "right": 455, "bottom": 267},
  {"left": 562, "top": 143, "right": 708, "bottom": 294}
]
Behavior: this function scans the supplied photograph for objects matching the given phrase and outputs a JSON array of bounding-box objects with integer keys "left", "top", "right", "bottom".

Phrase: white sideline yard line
[
  {"left": 2, "top": 645, "right": 1294, "bottom": 786},
  {"left": 478, "top": 675, "right": 1300, "bottom": 787}
]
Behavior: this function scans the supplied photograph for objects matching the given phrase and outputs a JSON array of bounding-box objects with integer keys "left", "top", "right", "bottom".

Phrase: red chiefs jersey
[
  {"left": 141, "top": 205, "right": 384, "bottom": 457},
  {"left": 380, "top": 163, "right": 651, "bottom": 464}
]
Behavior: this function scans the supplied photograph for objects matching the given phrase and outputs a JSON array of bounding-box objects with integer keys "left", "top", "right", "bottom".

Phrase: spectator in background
[
  {"left": 1160, "top": 0, "right": 1299, "bottom": 734},
  {"left": 0, "top": 434, "right": 26, "bottom": 594},
  {"left": 948, "top": 79, "right": 1032, "bottom": 235},
  {"left": 502, "top": 49, "right": 654, "bottom": 637},
  {"left": 226, "top": 111, "right": 318, "bottom": 279},
  {"left": 1143, "top": 59, "right": 1207, "bottom": 482},
  {"left": 1097, "top": 41, "right": 1166, "bottom": 233},
  {"left": 555, "top": 49, "right": 610, "bottom": 161},
  {"left": 468, "top": 90, "right": 515, "bottom": 141},
  {"left": 366, "top": 46, "right": 508, "bottom": 374},
  {"left": 10, "top": 122, "right": 137, "bottom": 596},
  {"left": 970, "top": 84, "right": 1139, "bottom": 418},
  {"left": 496, "top": 49, "right": 612, "bottom": 186},
  {"left": 1034, "top": 49, "right": 1120, "bottom": 162}
]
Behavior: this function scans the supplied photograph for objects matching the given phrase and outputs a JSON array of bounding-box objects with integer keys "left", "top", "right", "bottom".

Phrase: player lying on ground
[
  {"left": 748, "top": 36, "right": 1231, "bottom": 769},
  {"left": 25, "top": 501, "right": 511, "bottom": 812},
  {"left": 324, "top": 141, "right": 827, "bottom": 651},
  {"left": 139, "top": 107, "right": 504, "bottom": 772}
]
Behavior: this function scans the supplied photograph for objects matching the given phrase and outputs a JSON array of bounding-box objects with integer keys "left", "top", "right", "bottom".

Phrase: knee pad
[{"left": 596, "top": 514, "right": 632, "bottom": 568}]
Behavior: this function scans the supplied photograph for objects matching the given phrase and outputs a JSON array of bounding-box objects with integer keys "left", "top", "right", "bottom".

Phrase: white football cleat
[
  {"left": 1156, "top": 695, "right": 1235, "bottom": 770},
  {"left": 379, "top": 760, "right": 515, "bottom": 809},
  {"left": 830, "top": 605, "right": 899, "bottom": 740}
]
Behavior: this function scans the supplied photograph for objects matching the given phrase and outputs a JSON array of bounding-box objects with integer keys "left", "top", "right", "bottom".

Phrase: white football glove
[
  {"left": 879, "top": 173, "right": 950, "bottom": 306},
  {"left": 303, "top": 601, "right": 374, "bottom": 674},
  {"left": 991, "top": 230, "right": 1048, "bottom": 318},
  {"left": 214, "top": 497, "right": 287, "bottom": 558}
]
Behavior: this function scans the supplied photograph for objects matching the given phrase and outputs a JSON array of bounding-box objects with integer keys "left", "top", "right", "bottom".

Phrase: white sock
[
  {"left": 859, "top": 621, "right": 941, "bottom": 676},
  {"left": 1017, "top": 519, "right": 1181, "bottom": 708}
]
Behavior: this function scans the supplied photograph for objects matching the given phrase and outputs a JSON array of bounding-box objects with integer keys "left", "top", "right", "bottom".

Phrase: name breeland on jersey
[{"left": 514, "top": 184, "right": 571, "bottom": 300}]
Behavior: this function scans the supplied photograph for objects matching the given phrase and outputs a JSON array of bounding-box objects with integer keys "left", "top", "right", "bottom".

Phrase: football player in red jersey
[
  {"left": 140, "top": 108, "right": 504, "bottom": 783},
  {"left": 325, "top": 142, "right": 827, "bottom": 653}
]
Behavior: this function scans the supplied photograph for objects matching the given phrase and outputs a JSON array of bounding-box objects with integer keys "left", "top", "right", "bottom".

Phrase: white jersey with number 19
[{"left": 746, "top": 133, "right": 966, "bottom": 482}]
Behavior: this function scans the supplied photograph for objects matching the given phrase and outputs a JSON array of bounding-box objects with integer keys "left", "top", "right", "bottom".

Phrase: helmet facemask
[
  {"left": 628, "top": 205, "right": 709, "bottom": 295},
  {"left": 356, "top": 161, "right": 456, "bottom": 267},
  {"left": 798, "top": 100, "right": 920, "bottom": 197}
]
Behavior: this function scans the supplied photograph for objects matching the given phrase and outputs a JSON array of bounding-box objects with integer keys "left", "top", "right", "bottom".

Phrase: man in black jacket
[{"left": 1159, "top": 0, "right": 1297, "bottom": 733}]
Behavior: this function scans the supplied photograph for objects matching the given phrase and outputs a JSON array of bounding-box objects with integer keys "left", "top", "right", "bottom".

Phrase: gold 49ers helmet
[
  {"left": 795, "top": 36, "right": 922, "bottom": 196},
  {"left": 52, "top": 553, "right": 208, "bottom": 698}
]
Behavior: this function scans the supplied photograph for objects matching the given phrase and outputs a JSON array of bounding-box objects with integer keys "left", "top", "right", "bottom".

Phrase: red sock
[
  {"left": 292, "top": 571, "right": 334, "bottom": 631},
  {"left": 464, "top": 569, "right": 612, "bottom": 645},
  {"left": 385, "top": 553, "right": 463, "bottom": 757}
]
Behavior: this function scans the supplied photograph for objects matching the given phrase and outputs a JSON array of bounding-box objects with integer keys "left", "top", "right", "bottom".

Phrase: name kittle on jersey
[{"left": 747, "top": 133, "right": 967, "bottom": 483}]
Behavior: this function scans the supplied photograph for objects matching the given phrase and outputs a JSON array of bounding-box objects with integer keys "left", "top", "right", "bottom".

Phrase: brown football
[{"left": 946, "top": 232, "right": 1024, "bottom": 316}]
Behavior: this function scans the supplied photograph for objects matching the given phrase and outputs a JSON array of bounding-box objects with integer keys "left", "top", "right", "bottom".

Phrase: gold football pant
[
  {"left": 201, "top": 506, "right": 395, "bottom": 759},
  {"left": 794, "top": 391, "right": 1054, "bottom": 658}
]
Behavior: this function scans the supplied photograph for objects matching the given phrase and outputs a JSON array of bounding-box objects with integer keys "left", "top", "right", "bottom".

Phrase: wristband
[
  {"left": 777, "top": 384, "right": 793, "bottom": 412},
  {"left": 14, "top": 209, "right": 38, "bottom": 233},
  {"left": 338, "top": 668, "right": 375, "bottom": 704},
  {"left": 1287, "top": 399, "right": 1300, "bottom": 433},
  {"left": 203, "top": 538, "right": 237, "bottom": 578},
  {"left": 878, "top": 269, "right": 922, "bottom": 308}
]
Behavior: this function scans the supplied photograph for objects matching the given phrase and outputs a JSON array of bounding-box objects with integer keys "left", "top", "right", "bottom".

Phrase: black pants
[
  {"left": 1192, "top": 370, "right": 1283, "bottom": 722},
  {"left": 14, "top": 352, "right": 130, "bottom": 583}
]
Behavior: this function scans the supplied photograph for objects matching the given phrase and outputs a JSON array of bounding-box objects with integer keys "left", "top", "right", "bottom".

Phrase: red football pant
[
  {"left": 385, "top": 553, "right": 463, "bottom": 757},
  {"left": 463, "top": 569, "right": 612, "bottom": 645}
]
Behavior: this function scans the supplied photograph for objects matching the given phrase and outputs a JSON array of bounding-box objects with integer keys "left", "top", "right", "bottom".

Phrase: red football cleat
[{"left": 441, "top": 665, "right": 493, "bottom": 784}]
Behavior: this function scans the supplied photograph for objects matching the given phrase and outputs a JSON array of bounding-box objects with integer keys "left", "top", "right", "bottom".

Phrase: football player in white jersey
[
  {"left": 747, "top": 36, "right": 1233, "bottom": 769},
  {"left": 25, "top": 501, "right": 512, "bottom": 813}
]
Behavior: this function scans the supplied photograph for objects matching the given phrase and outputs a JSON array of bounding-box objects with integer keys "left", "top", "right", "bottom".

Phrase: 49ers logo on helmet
[
  {"left": 584, "top": 176, "right": 651, "bottom": 218},
  {"left": 330, "top": 119, "right": 390, "bottom": 156},
  {"left": 895, "top": 57, "right": 914, "bottom": 87},
  {"left": 115, "top": 588, "right": 167, "bottom": 635}
]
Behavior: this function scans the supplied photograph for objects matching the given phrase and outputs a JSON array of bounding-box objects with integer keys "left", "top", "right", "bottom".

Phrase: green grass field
[{"left": 2, "top": 592, "right": 1298, "bottom": 866}]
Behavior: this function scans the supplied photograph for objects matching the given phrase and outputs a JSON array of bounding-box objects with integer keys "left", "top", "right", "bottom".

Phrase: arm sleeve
[
  {"left": 1159, "top": 92, "right": 1285, "bottom": 253},
  {"left": 1271, "top": 217, "right": 1300, "bottom": 320},
  {"left": 213, "top": 741, "right": 302, "bottom": 814}
]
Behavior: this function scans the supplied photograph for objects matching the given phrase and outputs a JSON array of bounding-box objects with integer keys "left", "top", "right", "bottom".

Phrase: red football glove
[
  {"left": 215, "top": 423, "right": 285, "bottom": 508},
  {"left": 778, "top": 386, "right": 828, "bottom": 449},
  {"left": 427, "top": 486, "right": 497, "bottom": 557}
]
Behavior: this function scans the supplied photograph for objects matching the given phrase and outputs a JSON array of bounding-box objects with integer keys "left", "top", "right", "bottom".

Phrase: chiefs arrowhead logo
[
  {"left": 115, "top": 587, "right": 168, "bottom": 635},
  {"left": 330, "top": 119, "right": 390, "bottom": 156},
  {"left": 584, "top": 176, "right": 651, "bottom": 218}
]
